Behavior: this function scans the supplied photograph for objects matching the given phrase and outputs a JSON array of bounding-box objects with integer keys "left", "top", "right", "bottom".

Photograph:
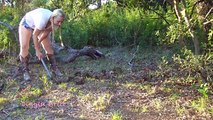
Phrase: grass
[
  {"left": 175, "top": 105, "right": 186, "bottom": 116},
  {"left": 190, "top": 97, "right": 207, "bottom": 113},
  {"left": 17, "top": 87, "right": 43, "bottom": 102},
  {"left": 58, "top": 83, "right": 68, "bottom": 90},
  {"left": 0, "top": 47, "right": 213, "bottom": 119},
  {"left": 0, "top": 97, "right": 9, "bottom": 109},
  {"left": 93, "top": 93, "right": 112, "bottom": 111},
  {"left": 111, "top": 111, "right": 123, "bottom": 120},
  {"left": 151, "top": 98, "right": 163, "bottom": 110}
]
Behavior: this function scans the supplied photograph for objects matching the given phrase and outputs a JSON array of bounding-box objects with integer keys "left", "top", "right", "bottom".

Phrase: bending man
[{"left": 19, "top": 8, "right": 65, "bottom": 81}]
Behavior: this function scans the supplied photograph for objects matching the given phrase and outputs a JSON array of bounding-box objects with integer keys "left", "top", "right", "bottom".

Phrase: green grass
[{"left": 111, "top": 111, "right": 123, "bottom": 120}]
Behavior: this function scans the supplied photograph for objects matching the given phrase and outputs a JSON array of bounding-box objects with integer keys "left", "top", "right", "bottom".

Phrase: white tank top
[{"left": 25, "top": 8, "right": 52, "bottom": 30}]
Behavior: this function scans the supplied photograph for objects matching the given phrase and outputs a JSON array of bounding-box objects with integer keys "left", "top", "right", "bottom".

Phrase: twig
[
  {"left": 205, "top": 7, "right": 213, "bottom": 19},
  {"left": 203, "top": 19, "right": 213, "bottom": 25},
  {"left": 128, "top": 45, "right": 139, "bottom": 68}
]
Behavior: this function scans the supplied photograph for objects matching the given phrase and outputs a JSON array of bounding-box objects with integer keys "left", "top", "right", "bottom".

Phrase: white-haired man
[{"left": 19, "top": 8, "right": 65, "bottom": 81}]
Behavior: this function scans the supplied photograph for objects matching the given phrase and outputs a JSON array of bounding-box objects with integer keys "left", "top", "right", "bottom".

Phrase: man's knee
[{"left": 20, "top": 44, "right": 29, "bottom": 50}]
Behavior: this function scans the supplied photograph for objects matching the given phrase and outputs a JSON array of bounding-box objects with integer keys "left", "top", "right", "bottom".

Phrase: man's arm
[
  {"left": 33, "top": 28, "right": 43, "bottom": 59},
  {"left": 38, "top": 30, "right": 51, "bottom": 43},
  {"left": 33, "top": 28, "right": 41, "bottom": 51}
]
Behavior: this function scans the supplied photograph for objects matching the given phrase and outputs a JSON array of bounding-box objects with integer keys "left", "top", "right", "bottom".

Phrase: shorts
[{"left": 20, "top": 17, "right": 33, "bottom": 30}]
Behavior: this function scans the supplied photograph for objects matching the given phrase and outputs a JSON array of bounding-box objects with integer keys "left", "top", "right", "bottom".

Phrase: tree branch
[
  {"left": 203, "top": 19, "right": 213, "bottom": 25},
  {"left": 189, "top": 0, "right": 205, "bottom": 19},
  {"left": 205, "top": 7, "right": 213, "bottom": 19},
  {"left": 0, "top": 21, "right": 18, "bottom": 41}
]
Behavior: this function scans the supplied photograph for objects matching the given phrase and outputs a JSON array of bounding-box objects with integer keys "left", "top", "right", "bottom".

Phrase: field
[{"left": 0, "top": 47, "right": 212, "bottom": 120}]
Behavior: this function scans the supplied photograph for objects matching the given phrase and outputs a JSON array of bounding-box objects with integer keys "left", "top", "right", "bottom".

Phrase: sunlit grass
[
  {"left": 175, "top": 105, "right": 186, "bottom": 116},
  {"left": 93, "top": 93, "right": 112, "bottom": 111},
  {"left": 151, "top": 98, "right": 163, "bottom": 110},
  {"left": 18, "top": 87, "right": 42, "bottom": 102},
  {"left": 209, "top": 107, "right": 213, "bottom": 115},
  {"left": 78, "top": 92, "right": 112, "bottom": 111},
  {"left": 68, "top": 87, "right": 79, "bottom": 93},
  {"left": 11, "top": 108, "right": 26, "bottom": 117},
  {"left": 79, "top": 114, "right": 86, "bottom": 119},
  {"left": 132, "top": 105, "right": 148, "bottom": 113},
  {"left": 111, "top": 111, "right": 123, "bottom": 120},
  {"left": 0, "top": 97, "right": 9, "bottom": 108},
  {"left": 122, "top": 82, "right": 139, "bottom": 90},
  {"left": 169, "top": 93, "right": 181, "bottom": 101},
  {"left": 39, "top": 75, "right": 53, "bottom": 92},
  {"left": 142, "top": 84, "right": 156, "bottom": 95},
  {"left": 190, "top": 97, "right": 207, "bottom": 113},
  {"left": 58, "top": 83, "right": 68, "bottom": 90}
]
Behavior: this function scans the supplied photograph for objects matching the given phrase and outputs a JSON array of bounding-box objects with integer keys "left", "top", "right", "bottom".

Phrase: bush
[
  {"left": 60, "top": 3, "right": 167, "bottom": 48},
  {"left": 157, "top": 47, "right": 213, "bottom": 86}
]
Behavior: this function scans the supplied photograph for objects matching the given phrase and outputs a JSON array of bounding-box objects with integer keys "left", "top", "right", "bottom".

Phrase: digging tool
[{"left": 41, "top": 58, "right": 52, "bottom": 79}]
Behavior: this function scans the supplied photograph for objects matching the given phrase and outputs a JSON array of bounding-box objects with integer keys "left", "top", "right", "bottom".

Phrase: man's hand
[{"left": 36, "top": 50, "right": 43, "bottom": 60}]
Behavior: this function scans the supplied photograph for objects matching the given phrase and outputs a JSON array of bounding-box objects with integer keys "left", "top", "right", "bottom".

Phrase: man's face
[{"left": 53, "top": 16, "right": 64, "bottom": 27}]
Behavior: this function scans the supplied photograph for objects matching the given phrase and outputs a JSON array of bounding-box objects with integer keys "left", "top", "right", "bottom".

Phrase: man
[{"left": 19, "top": 8, "right": 65, "bottom": 81}]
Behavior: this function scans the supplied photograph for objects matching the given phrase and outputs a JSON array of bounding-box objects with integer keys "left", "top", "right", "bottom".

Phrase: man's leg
[
  {"left": 19, "top": 25, "right": 32, "bottom": 81},
  {"left": 41, "top": 37, "right": 63, "bottom": 77}
]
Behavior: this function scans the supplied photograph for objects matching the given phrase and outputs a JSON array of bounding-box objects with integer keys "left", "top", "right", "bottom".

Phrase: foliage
[
  {"left": 0, "top": 29, "right": 10, "bottom": 50},
  {"left": 59, "top": 3, "right": 167, "bottom": 48},
  {"left": 157, "top": 47, "right": 213, "bottom": 86},
  {"left": 0, "top": 7, "right": 22, "bottom": 54}
]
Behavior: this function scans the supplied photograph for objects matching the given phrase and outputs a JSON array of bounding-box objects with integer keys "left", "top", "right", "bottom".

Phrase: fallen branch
[
  {"left": 128, "top": 45, "right": 139, "bottom": 70},
  {"left": 52, "top": 42, "right": 105, "bottom": 63}
]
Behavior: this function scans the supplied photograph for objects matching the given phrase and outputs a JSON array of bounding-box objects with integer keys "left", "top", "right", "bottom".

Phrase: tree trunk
[
  {"left": 181, "top": 0, "right": 200, "bottom": 54},
  {"left": 173, "top": 0, "right": 201, "bottom": 54},
  {"left": 52, "top": 43, "right": 105, "bottom": 63},
  {"left": 173, "top": 0, "right": 185, "bottom": 47}
]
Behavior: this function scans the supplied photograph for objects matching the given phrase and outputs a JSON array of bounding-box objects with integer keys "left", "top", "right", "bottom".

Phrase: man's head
[{"left": 51, "top": 9, "right": 65, "bottom": 27}]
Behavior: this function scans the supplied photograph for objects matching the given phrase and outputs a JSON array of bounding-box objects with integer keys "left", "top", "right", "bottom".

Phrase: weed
[
  {"left": 78, "top": 92, "right": 112, "bottom": 111},
  {"left": 11, "top": 108, "right": 26, "bottom": 117},
  {"left": 25, "top": 116, "right": 33, "bottom": 120},
  {"left": 175, "top": 105, "right": 185, "bottom": 116},
  {"left": 93, "top": 93, "right": 112, "bottom": 111},
  {"left": 39, "top": 75, "right": 52, "bottom": 92},
  {"left": 34, "top": 113, "right": 45, "bottom": 120},
  {"left": 58, "top": 83, "right": 67, "bottom": 90},
  {"left": 169, "top": 93, "right": 181, "bottom": 101},
  {"left": 79, "top": 114, "right": 86, "bottom": 119},
  {"left": 142, "top": 84, "right": 156, "bottom": 94},
  {"left": 141, "top": 105, "right": 149, "bottom": 113},
  {"left": 132, "top": 105, "right": 148, "bottom": 113},
  {"left": 68, "top": 87, "right": 79, "bottom": 94},
  {"left": 122, "top": 82, "right": 138, "bottom": 90},
  {"left": 0, "top": 97, "right": 8, "bottom": 108},
  {"left": 209, "top": 107, "right": 213, "bottom": 114},
  {"left": 198, "top": 83, "right": 209, "bottom": 98},
  {"left": 190, "top": 97, "right": 207, "bottom": 113},
  {"left": 111, "top": 111, "right": 123, "bottom": 120},
  {"left": 18, "top": 87, "right": 42, "bottom": 102},
  {"left": 151, "top": 99, "right": 163, "bottom": 110}
]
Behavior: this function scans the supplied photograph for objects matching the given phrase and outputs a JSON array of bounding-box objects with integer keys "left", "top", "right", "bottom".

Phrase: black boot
[
  {"left": 20, "top": 55, "right": 31, "bottom": 81},
  {"left": 46, "top": 54, "right": 63, "bottom": 77}
]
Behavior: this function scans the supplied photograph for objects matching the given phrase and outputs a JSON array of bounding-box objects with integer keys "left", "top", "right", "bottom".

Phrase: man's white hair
[{"left": 52, "top": 9, "right": 65, "bottom": 18}]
